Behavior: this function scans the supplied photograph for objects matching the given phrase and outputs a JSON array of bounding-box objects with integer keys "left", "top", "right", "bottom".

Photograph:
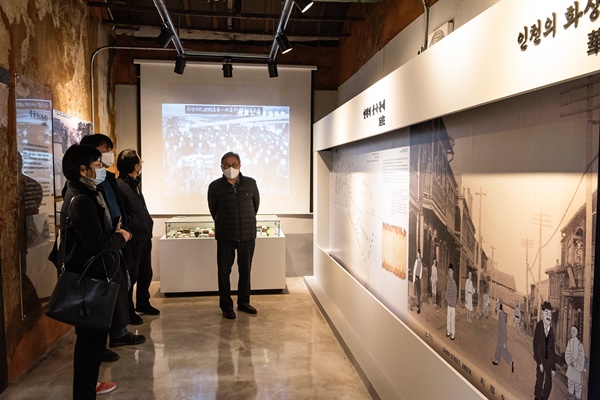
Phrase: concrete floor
[{"left": 0, "top": 278, "right": 371, "bottom": 400}]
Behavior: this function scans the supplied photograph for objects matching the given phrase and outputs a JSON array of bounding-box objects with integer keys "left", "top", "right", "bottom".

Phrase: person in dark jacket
[
  {"left": 60, "top": 144, "right": 132, "bottom": 399},
  {"left": 80, "top": 134, "right": 146, "bottom": 360},
  {"left": 116, "top": 149, "right": 159, "bottom": 322},
  {"left": 208, "top": 152, "right": 260, "bottom": 319},
  {"left": 533, "top": 301, "right": 556, "bottom": 400},
  {"left": 492, "top": 299, "right": 514, "bottom": 373}
]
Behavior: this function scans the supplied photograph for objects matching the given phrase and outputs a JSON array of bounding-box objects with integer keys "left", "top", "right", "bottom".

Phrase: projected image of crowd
[{"left": 162, "top": 107, "right": 290, "bottom": 195}]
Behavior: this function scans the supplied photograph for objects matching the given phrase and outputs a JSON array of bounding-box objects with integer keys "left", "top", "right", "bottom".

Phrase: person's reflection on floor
[{"left": 216, "top": 316, "right": 257, "bottom": 400}]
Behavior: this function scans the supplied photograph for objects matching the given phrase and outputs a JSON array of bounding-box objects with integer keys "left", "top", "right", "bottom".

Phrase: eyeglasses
[{"left": 221, "top": 163, "right": 240, "bottom": 169}]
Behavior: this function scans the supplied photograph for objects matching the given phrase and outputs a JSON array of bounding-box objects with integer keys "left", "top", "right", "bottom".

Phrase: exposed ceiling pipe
[
  {"left": 420, "top": 0, "right": 430, "bottom": 53},
  {"left": 268, "top": 0, "right": 294, "bottom": 61},
  {"left": 153, "top": 0, "right": 185, "bottom": 55},
  {"left": 90, "top": 45, "right": 174, "bottom": 124},
  {"left": 186, "top": 50, "right": 268, "bottom": 61}
]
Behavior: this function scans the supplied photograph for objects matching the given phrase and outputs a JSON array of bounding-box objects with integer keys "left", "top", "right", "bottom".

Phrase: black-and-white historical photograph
[{"left": 52, "top": 110, "right": 93, "bottom": 194}]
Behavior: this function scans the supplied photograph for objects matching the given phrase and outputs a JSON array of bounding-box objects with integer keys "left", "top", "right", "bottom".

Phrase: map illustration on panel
[{"left": 331, "top": 144, "right": 411, "bottom": 322}]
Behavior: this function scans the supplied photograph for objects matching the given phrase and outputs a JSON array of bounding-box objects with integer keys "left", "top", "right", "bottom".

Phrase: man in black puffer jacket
[{"left": 208, "top": 152, "right": 260, "bottom": 320}]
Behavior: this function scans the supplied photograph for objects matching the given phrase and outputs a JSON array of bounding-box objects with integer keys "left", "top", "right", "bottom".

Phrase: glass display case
[{"left": 164, "top": 215, "right": 281, "bottom": 239}]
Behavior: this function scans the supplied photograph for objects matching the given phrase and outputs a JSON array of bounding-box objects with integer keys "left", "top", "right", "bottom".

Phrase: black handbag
[{"left": 46, "top": 250, "right": 121, "bottom": 331}]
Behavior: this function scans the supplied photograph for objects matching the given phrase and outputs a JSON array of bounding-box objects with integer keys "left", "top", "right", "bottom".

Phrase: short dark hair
[
  {"left": 62, "top": 144, "right": 102, "bottom": 181},
  {"left": 80, "top": 133, "right": 113, "bottom": 150},
  {"left": 117, "top": 149, "right": 140, "bottom": 175},
  {"left": 448, "top": 263, "right": 454, "bottom": 271},
  {"left": 221, "top": 152, "right": 241, "bottom": 166}
]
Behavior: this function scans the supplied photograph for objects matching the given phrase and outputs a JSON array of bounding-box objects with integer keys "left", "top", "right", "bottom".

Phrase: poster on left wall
[
  {"left": 52, "top": 110, "right": 92, "bottom": 195},
  {"left": 15, "top": 75, "right": 56, "bottom": 318}
]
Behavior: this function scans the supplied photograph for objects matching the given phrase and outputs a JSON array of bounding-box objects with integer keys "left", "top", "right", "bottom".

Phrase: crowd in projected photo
[{"left": 162, "top": 104, "right": 290, "bottom": 195}]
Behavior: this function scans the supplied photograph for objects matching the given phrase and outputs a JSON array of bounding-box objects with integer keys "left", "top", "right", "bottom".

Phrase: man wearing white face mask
[{"left": 208, "top": 152, "right": 260, "bottom": 320}]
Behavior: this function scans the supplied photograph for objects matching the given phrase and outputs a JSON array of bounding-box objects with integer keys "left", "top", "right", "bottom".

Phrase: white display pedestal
[{"left": 159, "top": 234, "right": 286, "bottom": 294}]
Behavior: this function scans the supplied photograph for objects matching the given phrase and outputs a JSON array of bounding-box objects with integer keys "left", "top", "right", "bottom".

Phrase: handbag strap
[
  {"left": 78, "top": 250, "right": 121, "bottom": 283},
  {"left": 57, "top": 195, "right": 82, "bottom": 272}
]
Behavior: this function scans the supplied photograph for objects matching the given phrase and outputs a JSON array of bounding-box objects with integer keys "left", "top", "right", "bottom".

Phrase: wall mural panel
[
  {"left": 330, "top": 73, "right": 599, "bottom": 399},
  {"left": 15, "top": 75, "right": 55, "bottom": 319}
]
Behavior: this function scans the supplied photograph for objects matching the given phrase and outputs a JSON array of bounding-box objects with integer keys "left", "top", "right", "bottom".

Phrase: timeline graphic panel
[{"left": 331, "top": 146, "right": 410, "bottom": 321}]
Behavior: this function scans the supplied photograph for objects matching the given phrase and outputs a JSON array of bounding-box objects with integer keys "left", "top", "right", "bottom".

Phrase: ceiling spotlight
[
  {"left": 174, "top": 55, "right": 186, "bottom": 75},
  {"left": 222, "top": 59, "right": 233, "bottom": 78},
  {"left": 268, "top": 61, "right": 278, "bottom": 78},
  {"left": 276, "top": 33, "right": 293, "bottom": 54},
  {"left": 293, "top": 0, "right": 314, "bottom": 13},
  {"left": 157, "top": 24, "right": 174, "bottom": 48}
]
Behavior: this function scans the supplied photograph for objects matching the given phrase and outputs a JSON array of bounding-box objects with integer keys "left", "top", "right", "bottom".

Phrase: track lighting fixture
[
  {"left": 157, "top": 24, "right": 174, "bottom": 48},
  {"left": 276, "top": 33, "right": 293, "bottom": 54},
  {"left": 268, "top": 61, "right": 278, "bottom": 78},
  {"left": 222, "top": 58, "right": 233, "bottom": 78},
  {"left": 293, "top": 0, "right": 314, "bottom": 13},
  {"left": 174, "top": 55, "right": 186, "bottom": 75}
]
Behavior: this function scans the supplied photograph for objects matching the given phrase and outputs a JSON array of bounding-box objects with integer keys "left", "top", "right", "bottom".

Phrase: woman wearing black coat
[{"left": 60, "top": 145, "right": 131, "bottom": 399}]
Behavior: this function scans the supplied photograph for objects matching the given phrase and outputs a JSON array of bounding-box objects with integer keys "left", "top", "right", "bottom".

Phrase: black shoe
[
  {"left": 492, "top": 361, "right": 499, "bottom": 366},
  {"left": 135, "top": 303, "right": 160, "bottom": 315},
  {"left": 109, "top": 331, "right": 146, "bottom": 348},
  {"left": 102, "top": 348, "right": 120, "bottom": 362},
  {"left": 238, "top": 304, "right": 257, "bottom": 314},
  {"left": 417, "top": 308, "right": 420, "bottom": 314},
  {"left": 129, "top": 313, "right": 143, "bottom": 325},
  {"left": 223, "top": 309, "right": 236, "bottom": 319}
]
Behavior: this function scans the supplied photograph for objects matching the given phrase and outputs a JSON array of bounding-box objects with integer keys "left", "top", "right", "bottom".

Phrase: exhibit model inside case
[{"left": 159, "top": 215, "right": 286, "bottom": 294}]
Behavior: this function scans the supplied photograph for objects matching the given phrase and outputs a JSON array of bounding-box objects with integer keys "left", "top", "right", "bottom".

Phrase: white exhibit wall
[
  {"left": 310, "top": 0, "right": 600, "bottom": 398},
  {"left": 318, "top": 0, "right": 600, "bottom": 151},
  {"left": 311, "top": 149, "right": 482, "bottom": 399}
]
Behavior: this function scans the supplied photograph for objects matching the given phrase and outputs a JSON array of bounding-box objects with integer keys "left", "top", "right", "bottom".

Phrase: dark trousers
[
  {"left": 109, "top": 263, "right": 130, "bottom": 338},
  {"left": 415, "top": 276, "right": 421, "bottom": 310},
  {"left": 534, "top": 363, "right": 553, "bottom": 400},
  {"left": 217, "top": 240, "right": 255, "bottom": 311},
  {"left": 129, "top": 239, "right": 153, "bottom": 313},
  {"left": 73, "top": 331, "right": 107, "bottom": 399}
]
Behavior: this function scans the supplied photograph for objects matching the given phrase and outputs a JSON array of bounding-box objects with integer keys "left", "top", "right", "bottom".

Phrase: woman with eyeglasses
[{"left": 60, "top": 144, "right": 132, "bottom": 399}]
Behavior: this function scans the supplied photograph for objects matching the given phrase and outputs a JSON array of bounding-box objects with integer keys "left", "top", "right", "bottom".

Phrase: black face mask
[{"left": 126, "top": 175, "right": 140, "bottom": 186}]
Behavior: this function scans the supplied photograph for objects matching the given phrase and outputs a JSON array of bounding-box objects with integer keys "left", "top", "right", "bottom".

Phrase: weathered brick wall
[{"left": 0, "top": 0, "right": 112, "bottom": 381}]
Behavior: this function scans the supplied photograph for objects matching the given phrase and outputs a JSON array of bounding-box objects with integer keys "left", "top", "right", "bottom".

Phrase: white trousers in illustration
[
  {"left": 568, "top": 378, "right": 582, "bottom": 399},
  {"left": 447, "top": 306, "right": 455, "bottom": 338}
]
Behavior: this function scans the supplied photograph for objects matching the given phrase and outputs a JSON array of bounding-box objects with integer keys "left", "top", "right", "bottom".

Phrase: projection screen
[{"left": 138, "top": 61, "right": 313, "bottom": 215}]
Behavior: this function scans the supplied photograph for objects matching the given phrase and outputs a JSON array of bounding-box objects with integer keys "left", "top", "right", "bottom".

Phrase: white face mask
[
  {"left": 223, "top": 167, "right": 239, "bottom": 180},
  {"left": 101, "top": 152, "right": 115, "bottom": 166},
  {"left": 93, "top": 167, "right": 107, "bottom": 185}
]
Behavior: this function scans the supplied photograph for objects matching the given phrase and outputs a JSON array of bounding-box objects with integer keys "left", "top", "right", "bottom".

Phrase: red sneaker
[{"left": 96, "top": 381, "right": 117, "bottom": 395}]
